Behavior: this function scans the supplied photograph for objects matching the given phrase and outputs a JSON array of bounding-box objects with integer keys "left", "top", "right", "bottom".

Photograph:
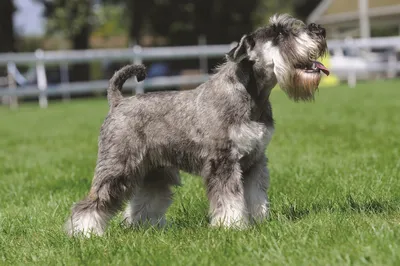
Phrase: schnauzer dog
[{"left": 66, "top": 14, "right": 329, "bottom": 236}]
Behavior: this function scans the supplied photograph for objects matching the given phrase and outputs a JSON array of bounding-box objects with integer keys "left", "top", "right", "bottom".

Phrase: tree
[
  {"left": 253, "top": 0, "right": 322, "bottom": 26},
  {"left": 0, "top": 0, "right": 16, "bottom": 53},
  {"left": 126, "top": 0, "right": 153, "bottom": 46},
  {"left": 100, "top": 0, "right": 149, "bottom": 46},
  {"left": 37, "top": 0, "right": 93, "bottom": 81},
  {"left": 293, "top": 0, "right": 322, "bottom": 20},
  {"left": 146, "top": 0, "right": 259, "bottom": 45},
  {"left": 0, "top": 0, "right": 16, "bottom": 76},
  {"left": 253, "top": 0, "right": 293, "bottom": 26},
  {"left": 145, "top": 0, "right": 260, "bottom": 71},
  {"left": 92, "top": 4, "right": 127, "bottom": 38}
]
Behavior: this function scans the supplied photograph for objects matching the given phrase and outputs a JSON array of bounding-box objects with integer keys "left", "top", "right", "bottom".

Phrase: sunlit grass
[{"left": 1, "top": 79, "right": 400, "bottom": 265}]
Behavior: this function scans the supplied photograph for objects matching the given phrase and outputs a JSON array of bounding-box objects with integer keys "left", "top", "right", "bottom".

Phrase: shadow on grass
[{"left": 279, "top": 194, "right": 398, "bottom": 221}]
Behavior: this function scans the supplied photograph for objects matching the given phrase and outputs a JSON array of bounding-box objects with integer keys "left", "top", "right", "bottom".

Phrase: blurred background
[{"left": 0, "top": 0, "right": 399, "bottom": 108}]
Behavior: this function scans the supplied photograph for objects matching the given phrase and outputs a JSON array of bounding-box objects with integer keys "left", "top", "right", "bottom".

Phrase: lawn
[{"left": 1, "top": 79, "right": 400, "bottom": 265}]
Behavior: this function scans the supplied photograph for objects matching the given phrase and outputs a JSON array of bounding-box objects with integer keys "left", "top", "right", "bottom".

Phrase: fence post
[
  {"left": 6, "top": 62, "right": 18, "bottom": 108},
  {"left": 35, "top": 49, "right": 48, "bottom": 108},
  {"left": 132, "top": 45, "right": 144, "bottom": 94},
  {"left": 347, "top": 71, "right": 356, "bottom": 88},
  {"left": 60, "top": 62, "right": 70, "bottom": 101},
  {"left": 387, "top": 49, "right": 397, "bottom": 79},
  {"left": 198, "top": 35, "right": 208, "bottom": 74}
]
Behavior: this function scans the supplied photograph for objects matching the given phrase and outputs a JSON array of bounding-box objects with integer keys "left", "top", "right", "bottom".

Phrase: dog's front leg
[
  {"left": 204, "top": 160, "right": 248, "bottom": 228},
  {"left": 243, "top": 156, "right": 270, "bottom": 223}
]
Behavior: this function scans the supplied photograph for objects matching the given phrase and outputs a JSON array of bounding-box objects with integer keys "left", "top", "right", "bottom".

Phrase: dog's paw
[
  {"left": 210, "top": 216, "right": 249, "bottom": 230},
  {"left": 122, "top": 212, "right": 167, "bottom": 229},
  {"left": 65, "top": 215, "right": 104, "bottom": 237}
]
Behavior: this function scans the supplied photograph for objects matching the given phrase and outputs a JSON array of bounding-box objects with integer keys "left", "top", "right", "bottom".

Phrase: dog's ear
[{"left": 226, "top": 34, "right": 255, "bottom": 63}]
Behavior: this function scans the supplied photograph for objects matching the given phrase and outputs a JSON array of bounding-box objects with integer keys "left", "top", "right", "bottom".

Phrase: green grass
[{"left": 1, "top": 79, "right": 400, "bottom": 265}]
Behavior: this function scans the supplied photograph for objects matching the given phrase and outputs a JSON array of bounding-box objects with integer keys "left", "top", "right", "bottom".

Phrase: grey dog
[{"left": 66, "top": 14, "right": 329, "bottom": 236}]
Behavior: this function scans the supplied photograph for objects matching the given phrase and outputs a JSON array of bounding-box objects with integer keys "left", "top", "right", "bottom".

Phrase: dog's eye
[{"left": 271, "top": 25, "right": 283, "bottom": 37}]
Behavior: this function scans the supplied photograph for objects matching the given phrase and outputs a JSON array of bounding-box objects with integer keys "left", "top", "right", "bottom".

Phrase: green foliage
[
  {"left": 293, "top": 0, "right": 322, "bottom": 20},
  {"left": 92, "top": 4, "right": 127, "bottom": 37},
  {"left": 16, "top": 36, "right": 43, "bottom": 52},
  {"left": 119, "top": 0, "right": 320, "bottom": 45},
  {"left": 1, "top": 80, "right": 400, "bottom": 265},
  {"left": 33, "top": 0, "right": 322, "bottom": 45},
  {"left": 39, "top": 0, "right": 92, "bottom": 38},
  {"left": 253, "top": 0, "right": 294, "bottom": 26},
  {"left": 252, "top": 0, "right": 321, "bottom": 26},
  {"left": 371, "top": 26, "right": 399, "bottom": 37},
  {"left": 116, "top": 0, "right": 260, "bottom": 45}
]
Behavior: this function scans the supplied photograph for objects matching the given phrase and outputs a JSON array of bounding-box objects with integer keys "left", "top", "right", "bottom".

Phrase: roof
[{"left": 308, "top": 0, "right": 400, "bottom": 25}]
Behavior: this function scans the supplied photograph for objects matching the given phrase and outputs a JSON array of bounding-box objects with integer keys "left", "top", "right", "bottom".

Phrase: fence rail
[
  {"left": 0, "top": 75, "right": 209, "bottom": 97},
  {"left": 327, "top": 36, "right": 400, "bottom": 49},
  {"left": 0, "top": 45, "right": 233, "bottom": 65},
  {"left": 0, "top": 44, "right": 236, "bottom": 108},
  {"left": 1, "top": 36, "right": 399, "bottom": 108}
]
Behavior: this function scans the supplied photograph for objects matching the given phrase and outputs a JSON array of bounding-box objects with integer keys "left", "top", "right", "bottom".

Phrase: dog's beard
[
  {"left": 274, "top": 59, "right": 322, "bottom": 101},
  {"left": 274, "top": 46, "right": 326, "bottom": 101},
  {"left": 284, "top": 70, "right": 321, "bottom": 101}
]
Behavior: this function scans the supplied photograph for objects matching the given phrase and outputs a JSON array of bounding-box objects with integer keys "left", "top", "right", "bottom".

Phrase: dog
[{"left": 65, "top": 14, "right": 329, "bottom": 236}]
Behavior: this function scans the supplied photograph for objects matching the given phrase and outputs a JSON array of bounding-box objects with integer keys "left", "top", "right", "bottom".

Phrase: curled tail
[{"left": 108, "top": 64, "right": 147, "bottom": 108}]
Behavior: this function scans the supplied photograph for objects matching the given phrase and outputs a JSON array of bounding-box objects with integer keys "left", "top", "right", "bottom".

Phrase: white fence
[
  {"left": 0, "top": 44, "right": 234, "bottom": 108},
  {"left": 0, "top": 36, "right": 399, "bottom": 108},
  {"left": 327, "top": 36, "right": 400, "bottom": 87}
]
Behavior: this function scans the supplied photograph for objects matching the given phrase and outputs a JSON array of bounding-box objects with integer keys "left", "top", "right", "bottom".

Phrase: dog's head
[{"left": 227, "top": 13, "right": 329, "bottom": 101}]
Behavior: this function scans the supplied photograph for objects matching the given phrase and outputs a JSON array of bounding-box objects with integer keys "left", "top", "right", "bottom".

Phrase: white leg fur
[
  {"left": 66, "top": 209, "right": 108, "bottom": 237},
  {"left": 210, "top": 196, "right": 248, "bottom": 228},
  {"left": 243, "top": 160, "right": 270, "bottom": 222},
  {"left": 123, "top": 185, "right": 173, "bottom": 227},
  {"left": 208, "top": 164, "right": 249, "bottom": 229}
]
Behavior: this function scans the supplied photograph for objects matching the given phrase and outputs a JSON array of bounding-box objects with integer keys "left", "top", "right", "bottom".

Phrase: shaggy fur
[{"left": 65, "top": 13, "right": 328, "bottom": 236}]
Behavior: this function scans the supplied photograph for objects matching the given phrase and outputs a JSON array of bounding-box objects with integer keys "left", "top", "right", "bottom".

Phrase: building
[{"left": 308, "top": 0, "right": 400, "bottom": 39}]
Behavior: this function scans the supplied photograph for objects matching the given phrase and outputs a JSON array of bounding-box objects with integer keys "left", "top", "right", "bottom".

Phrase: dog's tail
[{"left": 108, "top": 64, "right": 147, "bottom": 108}]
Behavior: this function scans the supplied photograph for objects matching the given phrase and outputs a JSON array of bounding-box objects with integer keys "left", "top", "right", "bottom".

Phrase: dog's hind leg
[
  {"left": 65, "top": 154, "right": 136, "bottom": 237},
  {"left": 123, "top": 167, "right": 180, "bottom": 227}
]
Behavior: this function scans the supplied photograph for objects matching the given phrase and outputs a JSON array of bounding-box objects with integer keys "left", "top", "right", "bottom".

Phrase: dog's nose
[{"left": 308, "top": 23, "right": 326, "bottom": 38}]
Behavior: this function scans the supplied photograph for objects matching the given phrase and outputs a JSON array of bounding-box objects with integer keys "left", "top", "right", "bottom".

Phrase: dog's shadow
[{"left": 277, "top": 194, "right": 397, "bottom": 221}]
